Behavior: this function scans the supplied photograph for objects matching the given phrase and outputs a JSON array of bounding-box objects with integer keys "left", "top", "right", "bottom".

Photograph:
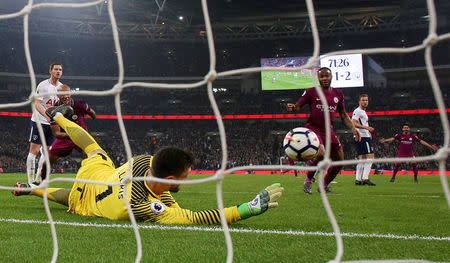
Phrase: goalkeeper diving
[{"left": 12, "top": 105, "right": 284, "bottom": 225}]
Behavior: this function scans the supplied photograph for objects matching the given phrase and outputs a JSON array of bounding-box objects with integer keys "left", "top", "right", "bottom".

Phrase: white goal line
[{"left": 1, "top": 217, "right": 448, "bottom": 242}]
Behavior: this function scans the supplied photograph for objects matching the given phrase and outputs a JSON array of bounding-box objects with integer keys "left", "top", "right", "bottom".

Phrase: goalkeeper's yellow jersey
[{"left": 68, "top": 154, "right": 241, "bottom": 224}]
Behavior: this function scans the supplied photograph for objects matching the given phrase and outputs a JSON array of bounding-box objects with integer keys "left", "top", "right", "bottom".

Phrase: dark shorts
[
  {"left": 28, "top": 121, "right": 55, "bottom": 145},
  {"left": 305, "top": 124, "right": 342, "bottom": 151},
  {"left": 354, "top": 137, "right": 374, "bottom": 155},
  {"left": 49, "top": 139, "right": 81, "bottom": 157}
]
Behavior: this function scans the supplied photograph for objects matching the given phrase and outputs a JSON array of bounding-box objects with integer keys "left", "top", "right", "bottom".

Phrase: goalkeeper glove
[{"left": 238, "top": 183, "right": 284, "bottom": 220}]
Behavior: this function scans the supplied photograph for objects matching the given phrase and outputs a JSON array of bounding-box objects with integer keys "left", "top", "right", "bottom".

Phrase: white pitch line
[
  {"left": 180, "top": 191, "right": 443, "bottom": 198},
  {"left": 0, "top": 218, "right": 448, "bottom": 241}
]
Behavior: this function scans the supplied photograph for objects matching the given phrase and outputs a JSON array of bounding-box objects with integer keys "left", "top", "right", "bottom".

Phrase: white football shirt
[
  {"left": 31, "top": 79, "right": 62, "bottom": 125},
  {"left": 352, "top": 106, "right": 371, "bottom": 138}
]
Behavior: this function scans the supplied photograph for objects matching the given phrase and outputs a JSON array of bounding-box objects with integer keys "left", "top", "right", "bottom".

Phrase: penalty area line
[{"left": 0, "top": 218, "right": 449, "bottom": 241}]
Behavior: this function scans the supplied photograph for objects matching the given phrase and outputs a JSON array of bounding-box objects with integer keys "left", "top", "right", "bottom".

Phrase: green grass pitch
[
  {"left": 0, "top": 173, "right": 449, "bottom": 262},
  {"left": 261, "top": 70, "right": 317, "bottom": 90}
]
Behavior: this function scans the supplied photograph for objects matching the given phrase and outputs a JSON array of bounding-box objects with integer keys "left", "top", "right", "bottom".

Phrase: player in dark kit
[
  {"left": 379, "top": 123, "right": 438, "bottom": 183},
  {"left": 286, "top": 67, "right": 360, "bottom": 194},
  {"left": 35, "top": 84, "right": 96, "bottom": 184}
]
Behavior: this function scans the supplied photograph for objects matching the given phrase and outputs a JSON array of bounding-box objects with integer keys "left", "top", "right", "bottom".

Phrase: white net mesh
[{"left": 0, "top": 0, "right": 449, "bottom": 262}]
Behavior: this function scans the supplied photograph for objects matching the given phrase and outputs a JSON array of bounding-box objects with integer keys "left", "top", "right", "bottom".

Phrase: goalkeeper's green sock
[{"left": 32, "top": 187, "right": 71, "bottom": 207}]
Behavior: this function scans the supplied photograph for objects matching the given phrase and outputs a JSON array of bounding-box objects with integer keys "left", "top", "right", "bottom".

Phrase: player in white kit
[
  {"left": 352, "top": 94, "right": 376, "bottom": 186},
  {"left": 26, "top": 62, "right": 63, "bottom": 184}
]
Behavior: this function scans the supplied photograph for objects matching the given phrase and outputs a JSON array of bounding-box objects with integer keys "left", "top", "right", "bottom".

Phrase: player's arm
[
  {"left": 286, "top": 102, "right": 302, "bottom": 112},
  {"left": 419, "top": 140, "right": 439, "bottom": 151},
  {"left": 51, "top": 123, "right": 69, "bottom": 139},
  {"left": 286, "top": 90, "right": 308, "bottom": 112},
  {"left": 87, "top": 108, "right": 97, "bottom": 120},
  {"left": 160, "top": 191, "right": 180, "bottom": 208},
  {"left": 35, "top": 84, "right": 52, "bottom": 123},
  {"left": 340, "top": 108, "right": 360, "bottom": 141},
  {"left": 379, "top": 137, "right": 395, "bottom": 143},
  {"left": 138, "top": 183, "right": 284, "bottom": 225},
  {"left": 351, "top": 119, "right": 374, "bottom": 133},
  {"left": 34, "top": 99, "right": 51, "bottom": 123}
]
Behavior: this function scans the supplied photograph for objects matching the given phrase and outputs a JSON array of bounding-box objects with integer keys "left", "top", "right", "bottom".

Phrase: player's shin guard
[
  {"left": 26, "top": 153, "right": 36, "bottom": 184},
  {"left": 362, "top": 160, "right": 373, "bottom": 180},
  {"left": 53, "top": 114, "right": 103, "bottom": 156},
  {"left": 40, "top": 162, "right": 48, "bottom": 181},
  {"left": 355, "top": 163, "right": 363, "bottom": 181},
  {"left": 412, "top": 163, "right": 418, "bottom": 180},
  {"left": 305, "top": 159, "right": 318, "bottom": 182},
  {"left": 392, "top": 163, "right": 401, "bottom": 179},
  {"left": 32, "top": 188, "right": 70, "bottom": 207},
  {"left": 324, "top": 165, "right": 342, "bottom": 188},
  {"left": 35, "top": 154, "right": 45, "bottom": 184}
]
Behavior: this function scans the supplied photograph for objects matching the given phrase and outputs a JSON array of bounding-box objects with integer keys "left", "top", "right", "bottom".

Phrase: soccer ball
[{"left": 283, "top": 127, "right": 320, "bottom": 161}]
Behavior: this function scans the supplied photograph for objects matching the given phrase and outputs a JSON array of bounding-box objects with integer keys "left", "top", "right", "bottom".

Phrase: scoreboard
[{"left": 319, "top": 53, "right": 364, "bottom": 88}]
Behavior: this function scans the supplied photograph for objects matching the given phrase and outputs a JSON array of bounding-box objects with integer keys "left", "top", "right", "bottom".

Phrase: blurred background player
[
  {"left": 286, "top": 67, "right": 360, "bottom": 194},
  {"left": 34, "top": 84, "right": 96, "bottom": 184},
  {"left": 379, "top": 123, "right": 438, "bottom": 183},
  {"left": 352, "top": 94, "right": 376, "bottom": 186},
  {"left": 26, "top": 62, "right": 63, "bottom": 184},
  {"left": 14, "top": 105, "right": 284, "bottom": 225}
]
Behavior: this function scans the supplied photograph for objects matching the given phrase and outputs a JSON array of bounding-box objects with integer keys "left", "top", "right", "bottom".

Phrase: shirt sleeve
[
  {"left": 132, "top": 199, "right": 242, "bottom": 225},
  {"left": 83, "top": 101, "right": 91, "bottom": 114},
  {"left": 36, "top": 82, "right": 46, "bottom": 101},
  {"left": 296, "top": 89, "right": 310, "bottom": 108},
  {"left": 394, "top": 134, "right": 401, "bottom": 140},
  {"left": 352, "top": 108, "right": 359, "bottom": 120},
  {"left": 413, "top": 134, "right": 421, "bottom": 142}
]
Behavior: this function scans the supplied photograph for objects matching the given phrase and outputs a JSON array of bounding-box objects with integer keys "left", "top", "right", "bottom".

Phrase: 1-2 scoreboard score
[{"left": 319, "top": 53, "right": 364, "bottom": 88}]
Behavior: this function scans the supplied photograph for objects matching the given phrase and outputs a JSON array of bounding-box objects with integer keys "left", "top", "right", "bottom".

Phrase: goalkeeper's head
[{"left": 151, "top": 146, "right": 195, "bottom": 192}]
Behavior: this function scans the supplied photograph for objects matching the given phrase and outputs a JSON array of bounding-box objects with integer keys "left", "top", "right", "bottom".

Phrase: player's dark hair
[
  {"left": 152, "top": 146, "right": 195, "bottom": 179},
  {"left": 359, "top": 94, "right": 369, "bottom": 100},
  {"left": 403, "top": 123, "right": 410, "bottom": 127},
  {"left": 58, "top": 84, "right": 71, "bottom": 91},
  {"left": 318, "top": 67, "right": 332, "bottom": 73},
  {"left": 49, "top": 62, "right": 63, "bottom": 70}
]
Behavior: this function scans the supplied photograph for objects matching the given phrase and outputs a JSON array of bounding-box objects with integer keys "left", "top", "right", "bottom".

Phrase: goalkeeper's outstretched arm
[{"left": 139, "top": 183, "right": 284, "bottom": 225}]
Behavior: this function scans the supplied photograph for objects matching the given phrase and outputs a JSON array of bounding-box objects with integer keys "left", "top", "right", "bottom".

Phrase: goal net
[{"left": 0, "top": 0, "right": 449, "bottom": 262}]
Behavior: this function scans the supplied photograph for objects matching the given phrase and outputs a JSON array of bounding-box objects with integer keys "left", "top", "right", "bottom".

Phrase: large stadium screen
[
  {"left": 260, "top": 57, "right": 318, "bottom": 91},
  {"left": 319, "top": 53, "right": 364, "bottom": 88}
]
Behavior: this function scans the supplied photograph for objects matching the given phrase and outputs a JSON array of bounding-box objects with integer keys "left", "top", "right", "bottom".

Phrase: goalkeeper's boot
[
  {"left": 414, "top": 178, "right": 419, "bottom": 183},
  {"left": 362, "top": 179, "right": 376, "bottom": 186},
  {"left": 45, "top": 104, "right": 74, "bottom": 121},
  {"left": 12, "top": 182, "right": 33, "bottom": 196},
  {"left": 303, "top": 181, "right": 312, "bottom": 194},
  {"left": 389, "top": 177, "right": 395, "bottom": 183}
]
